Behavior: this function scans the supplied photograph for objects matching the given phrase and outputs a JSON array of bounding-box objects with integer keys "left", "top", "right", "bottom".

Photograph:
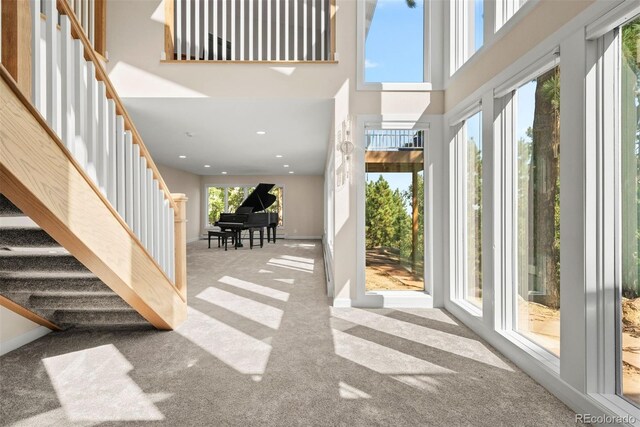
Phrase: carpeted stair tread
[
  {"left": 0, "top": 252, "right": 88, "bottom": 272},
  {"left": 0, "top": 272, "right": 107, "bottom": 294},
  {"left": 0, "top": 228, "right": 59, "bottom": 248},
  {"left": 0, "top": 195, "right": 22, "bottom": 216},
  {"left": 28, "top": 294, "right": 130, "bottom": 310},
  {"left": 51, "top": 309, "right": 148, "bottom": 327}
]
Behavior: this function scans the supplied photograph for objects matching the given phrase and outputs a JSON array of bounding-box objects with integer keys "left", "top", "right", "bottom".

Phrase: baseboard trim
[{"left": 0, "top": 326, "right": 51, "bottom": 356}]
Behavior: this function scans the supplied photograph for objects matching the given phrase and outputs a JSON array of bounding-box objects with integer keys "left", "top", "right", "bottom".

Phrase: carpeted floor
[{"left": 0, "top": 239, "right": 579, "bottom": 426}]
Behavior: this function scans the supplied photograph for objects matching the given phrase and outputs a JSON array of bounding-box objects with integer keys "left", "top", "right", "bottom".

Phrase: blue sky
[
  {"left": 516, "top": 80, "right": 537, "bottom": 142},
  {"left": 365, "top": 0, "right": 485, "bottom": 83},
  {"left": 365, "top": 0, "right": 424, "bottom": 83}
]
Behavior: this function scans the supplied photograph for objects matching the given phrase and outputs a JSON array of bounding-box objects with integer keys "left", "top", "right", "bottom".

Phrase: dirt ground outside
[{"left": 365, "top": 248, "right": 423, "bottom": 291}]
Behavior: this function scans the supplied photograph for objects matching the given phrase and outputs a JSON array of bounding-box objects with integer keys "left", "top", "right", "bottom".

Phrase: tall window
[
  {"left": 495, "top": 0, "right": 527, "bottom": 31},
  {"left": 451, "top": 0, "right": 484, "bottom": 73},
  {"left": 465, "top": 112, "right": 483, "bottom": 308},
  {"left": 620, "top": 17, "right": 640, "bottom": 405},
  {"left": 453, "top": 110, "right": 483, "bottom": 310},
  {"left": 364, "top": 0, "right": 424, "bottom": 83},
  {"left": 206, "top": 185, "right": 284, "bottom": 227},
  {"left": 512, "top": 66, "right": 561, "bottom": 356}
]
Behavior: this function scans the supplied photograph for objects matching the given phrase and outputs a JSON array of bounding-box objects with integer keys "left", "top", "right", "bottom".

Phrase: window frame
[
  {"left": 356, "top": 0, "right": 433, "bottom": 91},
  {"left": 203, "top": 184, "right": 285, "bottom": 229}
]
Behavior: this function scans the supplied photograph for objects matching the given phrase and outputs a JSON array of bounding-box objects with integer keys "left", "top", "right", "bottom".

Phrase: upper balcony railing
[
  {"left": 164, "top": 0, "right": 336, "bottom": 62},
  {"left": 365, "top": 130, "right": 425, "bottom": 152}
]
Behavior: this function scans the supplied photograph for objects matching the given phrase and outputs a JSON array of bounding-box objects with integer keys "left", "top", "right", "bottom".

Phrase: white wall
[
  {"left": 201, "top": 174, "right": 324, "bottom": 239},
  {"left": 157, "top": 163, "right": 202, "bottom": 242},
  {"left": 0, "top": 308, "right": 50, "bottom": 356}
]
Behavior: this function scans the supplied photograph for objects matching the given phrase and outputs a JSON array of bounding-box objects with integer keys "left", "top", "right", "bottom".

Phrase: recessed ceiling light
[
  {"left": 289, "top": 171, "right": 294, "bottom": 174},
  {"left": 275, "top": 154, "right": 283, "bottom": 158},
  {"left": 179, "top": 155, "right": 187, "bottom": 159},
  {"left": 283, "top": 165, "right": 289, "bottom": 168},
  {"left": 204, "top": 165, "right": 211, "bottom": 168},
  {"left": 221, "top": 171, "right": 227, "bottom": 175},
  {"left": 256, "top": 131, "right": 266, "bottom": 135}
]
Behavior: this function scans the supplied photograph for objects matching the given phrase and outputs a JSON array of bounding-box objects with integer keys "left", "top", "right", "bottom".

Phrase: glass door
[{"left": 364, "top": 128, "right": 425, "bottom": 291}]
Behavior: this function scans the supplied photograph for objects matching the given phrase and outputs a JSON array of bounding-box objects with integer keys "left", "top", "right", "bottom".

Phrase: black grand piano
[{"left": 214, "top": 183, "right": 279, "bottom": 249}]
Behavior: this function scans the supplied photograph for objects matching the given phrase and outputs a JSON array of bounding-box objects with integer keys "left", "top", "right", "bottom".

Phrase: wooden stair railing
[{"left": 0, "top": 0, "right": 188, "bottom": 329}]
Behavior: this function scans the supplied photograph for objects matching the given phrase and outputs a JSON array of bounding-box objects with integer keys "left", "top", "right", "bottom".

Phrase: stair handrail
[{"left": 55, "top": 0, "right": 178, "bottom": 213}]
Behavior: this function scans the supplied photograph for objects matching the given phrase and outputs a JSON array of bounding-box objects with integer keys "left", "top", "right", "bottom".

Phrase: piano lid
[{"left": 238, "top": 183, "right": 276, "bottom": 212}]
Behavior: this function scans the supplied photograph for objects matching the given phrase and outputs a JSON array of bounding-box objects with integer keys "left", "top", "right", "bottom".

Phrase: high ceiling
[{"left": 123, "top": 98, "right": 333, "bottom": 176}]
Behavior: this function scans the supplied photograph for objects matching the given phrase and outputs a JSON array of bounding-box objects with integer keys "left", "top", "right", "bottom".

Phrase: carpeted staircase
[{"left": 0, "top": 194, "right": 149, "bottom": 329}]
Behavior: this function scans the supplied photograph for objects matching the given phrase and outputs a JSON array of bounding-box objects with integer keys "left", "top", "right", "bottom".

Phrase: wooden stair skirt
[{"left": 0, "top": 72, "right": 187, "bottom": 330}]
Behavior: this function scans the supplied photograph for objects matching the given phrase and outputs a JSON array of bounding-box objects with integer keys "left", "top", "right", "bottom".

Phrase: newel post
[
  {"left": 172, "top": 193, "right": 188, "bottom": 300},
  {"left": 1, "top": 0, "right": 31, "bottom": 98},
  {"left": 164, "top": 0, "right": 174, "bottom": 60}
]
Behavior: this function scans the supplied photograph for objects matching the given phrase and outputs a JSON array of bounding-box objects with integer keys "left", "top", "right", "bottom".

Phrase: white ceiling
[{"left": 123, "top": 98, "right": 333, "bottom": 176}]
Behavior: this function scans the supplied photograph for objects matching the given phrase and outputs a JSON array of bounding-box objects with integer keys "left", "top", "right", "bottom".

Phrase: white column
[
  {"left": 221, "top": 0, "right": 227, "bottom": 60},
  {"left": 153, "top": 181, "right": 161, "bottom": 261},
  {"left": 97, "top": 82, "right": 109, "bottom": 195},
  {"left": 147, "top": 170, "right": 155, "bottom": 255},
  {"left": 60, "top": 15, "right": 75, "bottom": 152},
  {"left": 231, "top": 0, "right": 235, "bottom": 60},
  {"left": 204, "top": 0, "right": 209, "bottom": 59},
  {"left": 133, "top": 144, "right": 142, "bottom": 237},
  {"left": 285, "top": 0, "right": 289, "bottom": 60},
  {"left": 140, "top": 157, "right": 148, "bottom": 248},
  {"left": 249, "top": 0, "right": 254, "bottom": 60},
  {"left": 176, "top": 0, "right": 182, "bottom": 59},
  {"left": 86, "top": 62, "right": 98, "bottom": 183},
  {"left": 267, "top": 0, "right": 272, "bottom": 60},
  {"left": 239, "top": 0, "right": 245, "bottom": 60},
  {"left": 44, "top": 0, "right": 60, "bottom": 135},
  {"left": 124, "top": 131, "right": 134, "bottom": 227},
  {"left": 73, "top": 41, "right": 87, "bottom": 169},
  {"left": 195, "top": 0, "right": 201, "bottom": 60},
  {"left": 213, "top": 0, "right": 218, "bottom": 59},
  {"left": 258, "top": 0, "right": 263, "bottom": 60},
  {"left": 186, "top": 0, "right": 191, "bottom": 60},
  {"left": 107, "top": 100, "right": 117, "bottom": 207},
  {"left": 116, "top": 117, "right": 126, "bottom": 219}
]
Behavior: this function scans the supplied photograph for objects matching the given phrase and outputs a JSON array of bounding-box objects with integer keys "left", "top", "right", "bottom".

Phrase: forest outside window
[
  {"left": 206, "top": 185, "right": 284, "bottom": 228},
  {"left": 510, "top": 65, "right": 561, "bottom": 357},
  {"left": 619, "top": 16, "right": 640, "bottom": 406},
  {"left": 453, "top": 110, "right": 483, "bottom": 310}
]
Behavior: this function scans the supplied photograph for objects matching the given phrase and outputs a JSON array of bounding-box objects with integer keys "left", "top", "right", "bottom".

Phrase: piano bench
[{"left": 208, "top": 230, "right": 236, "bottom": 251}]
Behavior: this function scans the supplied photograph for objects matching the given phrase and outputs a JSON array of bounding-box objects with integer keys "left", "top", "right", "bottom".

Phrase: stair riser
[
  {"left": 0, "top": 256, "right": 88, "bottom": 272},
  {"left": 0, "top": 229, "right": 59, "bottom": 248}
]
